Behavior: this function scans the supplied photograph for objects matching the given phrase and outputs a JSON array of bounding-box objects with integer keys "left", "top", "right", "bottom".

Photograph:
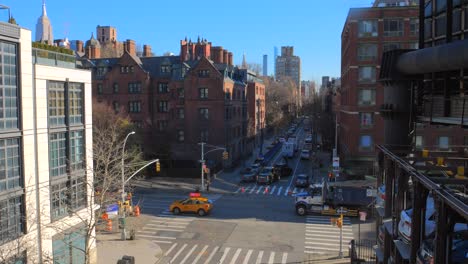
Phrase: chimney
[
  {"left": 228, "top": 52, "right": 233, "bottom": 66},
  {"left": 76, "top": 40, "right": 84, "bottom": 53},
  {"left": 125, "top": 39, "right": 136, "bottom": 56},
  {"left": 143, "top": 44, "right": 152, "bottom": 57},
  {"left": 210, "top": 46, "right": 224, "bottom": 64},
  {"left": 223, "top": 50, "right": 229, "bottom": 65}
]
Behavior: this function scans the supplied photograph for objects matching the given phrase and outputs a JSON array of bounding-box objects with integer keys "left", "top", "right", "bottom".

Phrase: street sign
[
  {"left": 332, "top": 157, "right": 340, "bottom": 168},
  {"left": 359, "top": 211, "right": 367, "bottom": 221},
  {"left": 366, "top": 188, "right": 377, "bottom": 197}
]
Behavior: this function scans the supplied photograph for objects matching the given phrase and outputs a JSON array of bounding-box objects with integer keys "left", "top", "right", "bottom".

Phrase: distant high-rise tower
[
  {"left": 242, "top": 53, "right": 247, "bottom": 69},
  {"left": 35, "top": 0, "right": 54, "bottom": 44},
  {"left": 275, "top": 46, "right": 302, "bottom": 107},
  {"left": 273, "top": 47, "right": 278, "bottom": 78},
  {"left": 263, "top": 55, "right": 268, "bottom": 76}
]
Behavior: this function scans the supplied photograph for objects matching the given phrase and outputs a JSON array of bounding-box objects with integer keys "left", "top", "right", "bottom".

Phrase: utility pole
[
  {"left": 200, "top": 142, "right": 205, "bottom": 191},
  {"left": 120, "top": 131, "right": 135, "bottom": 241}
]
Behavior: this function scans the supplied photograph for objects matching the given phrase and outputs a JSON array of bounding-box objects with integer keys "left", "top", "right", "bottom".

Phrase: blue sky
[{"left": 4, "top": 0, "right": 373, "bottom": 84}]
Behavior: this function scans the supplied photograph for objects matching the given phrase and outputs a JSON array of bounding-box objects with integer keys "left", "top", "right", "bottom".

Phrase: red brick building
[
  {"left": 86, "top": 36, "right": 265, "bottom": 173},
  {"left": 338, "top": 1, "right": 419, "bottom": 174}
]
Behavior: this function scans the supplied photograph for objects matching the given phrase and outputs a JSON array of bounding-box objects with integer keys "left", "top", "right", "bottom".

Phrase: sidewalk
[{"left": 96, "top": 215, "right": 163, "bottom": 264}]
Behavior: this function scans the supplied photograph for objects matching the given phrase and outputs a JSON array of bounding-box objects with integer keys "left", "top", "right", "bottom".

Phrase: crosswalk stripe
[
  {"left": 243, "top": 249, "right": 253, "bottom": 264},
  {"left": 170, "top": 243, "right": 188, "bottom": 263},
  {"left": 152, "top": 240, "right": 173, "bottom": 244},
  {"left": 142, "top": 227, "right": 183, "bottom": 232},
  {"left": 256, "top": 186, "right": 264, "bottom": 194},
  {"left": 192, "top": 245, "right": 209, "bottom": 264},
  {"left": 147, "top": 223, "right": 186, "bottom": 228},
  {"left": 268, "top": 251, "right": 275, "bottom": 264},
  {"left": 255, "top": 250, "right": 264, "bottom": 264},
  {"left": 284, "top": 187, "right": 289, "bottom": 196},
  {"left": 203, "top": 246, "right": 219, "bottom": 264},
  {"left": 179, "top": 244, "right": 197, "bottom": 264},
  {"left": 234, "top": 187, "right": 241, "bottom": 194},
  {"left": 277, "top": 186, "right": 283, "bottom": 195},
  {"left": 229, "top": 248, "right": 242, "bottom": 264},
  {"left": 219, "top": 247, "right": 231, "bottom": 264},
  {"left": 165, "top": 243, "right": 178, "bottom": 256},
  {"left": 281, "top": 252, "right": 288, "bottom": 264},
  {"left": 154, "top": 217, "right": 194, "bottom": 222},
  {"left": 270, "top": 186, "right": 276, "bottom": 195},
  {"left": 249, "top": 186, "right": 256, "bottom": 194}
]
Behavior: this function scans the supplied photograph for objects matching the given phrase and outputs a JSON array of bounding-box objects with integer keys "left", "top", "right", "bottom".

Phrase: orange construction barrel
[
  {"left": 134, "top": 205, "right": 140, "bottom": 217},
  {"left": 106, "top": 219, "right": 112, "bottom": 231}
]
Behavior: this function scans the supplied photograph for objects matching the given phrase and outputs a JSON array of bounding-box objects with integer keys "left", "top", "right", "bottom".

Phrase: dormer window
[
  {"left": 198, "top": 69, "right": 209, "bottom": 78},
  {"left": 161, "top": 65, "right": 170, "bottom": 73}
]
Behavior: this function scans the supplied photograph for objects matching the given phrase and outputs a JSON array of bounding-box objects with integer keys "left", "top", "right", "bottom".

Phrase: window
[
  {"left": 177, "top": 130, "right": 185, "bottom": 142},
  {"left": 424, "top": 19, "right": 433, "bottom": 40},
  {"left": 359, "top": 113, "right": 373, "bottom": 127},
  {"left": 158, "top": 83, "right": 169, "bottom": 93},
  {"left": 198, "top": 69, "right": 210, "bottom": 77},
  {"left": 199, "top": 88, "right": 208, "bottom": 99},
  {"left": 51, "top": 181, "right": 68, "bottom": 220},
  {"left": 96, "top": 67, "right": 106, "bottom": 77},
  {"left": 157, "top": 120, "right": 168, "bottom": 131},
  {"left": 49, "top": 133, "right": 67, "bottom": 177},
  {"left": 199, "top": 108, "right": 209, "bottom": 120},
  {"left": 384, "top": 19, "right": 404, "bottom": 37},
  {"left": 383, "top": 43, "right": 401, "bottom": 52},
  {"left": 424, "top": 1, "right": 433, "bottom": 17},
  {"left": 161, "top": 65, "right": 170, "bottom": 73},
  {"left": 0, "top": 138, "right": 20, "bottom": 191},
  {"left": 0, "top": 42, "right": 18, "bottom": 131},
  {"left": 158, "top": 101, "right": 168, "bottom": 113},
  {"left": 410, "top": 19, "right": 419, "bottom": 36},
  {"left": 357, "top": 44, "right": 377, "bottom": 61},
  {"left": 415, "top": 135, "right": 423, "bottom": 149},
  {"left": 177, "top": 108, "right": 184, "bottom": 119},
  {"left": 435, "top": 15, "right": 446, "bottom": 37},
  {"left": 128, "top": 82, "right": 142, "bottom": 93},
  {"left": 0, "top": 196, "right": 24, "bottom": 244},
  {"left": 453, "top": 9, "right": 462, "bottom": 32},
  {"left": 113, "top": 101, "right": 120, "bottom": 113},
  {"left": 435, "top": 0, "right": 446, "bottom": 14},
  {"left": 68, "top": 83, "right": 83, "bottom": 125},
  {"left": 70, "top": 176, "right": 86, "bottom": 210},
  {"left": 177, "top": 88, "right": 185, "bottom": 98},
  {"left": 358, "top": 67, "right": 376, "bottom": 83},
  {"left": 438, "top": 136, "right": 449, "bottom": 150},
  {"left": 120, "top": 66, "right": 129, "bottom": 73},
  {"left": 113, "top": 83, "right": 119, "bottom": 93},
  {"left": 359, "top": 135, "right": 373, "bottom": 150},
  {"left": 358, "top": 89, "right": 376, "bottom": 105},
  {"left": 98, "top": 83, "right": 102, "bottom": 94},
  {"left": 70, "top": 131, "right": 84, "bottom": 171},
  {"left": 53, "top": 229, "right": 87, "bottom": 264},
  {"left": 409, "top": 42, "right": 419, "bottom": 49},
  {"left": 358, "top": 20, "right": 378, "bottom": 37},
  {"left": 201, "top": 130, "right": 209, "bottom": 142},
  {"left": 49, "top": 82, "right": 66, "bottom": 126},
  {"left": 128, "top": 101, "right": 141, "bottom": 113},
  {"left": 129, "top": 66, "right": 134, "bottom": 73}
]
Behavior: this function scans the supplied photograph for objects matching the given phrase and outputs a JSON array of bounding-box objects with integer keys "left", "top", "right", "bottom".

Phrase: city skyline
[{"left": 3, "top": 0, "right": 372, "bottom": 84}]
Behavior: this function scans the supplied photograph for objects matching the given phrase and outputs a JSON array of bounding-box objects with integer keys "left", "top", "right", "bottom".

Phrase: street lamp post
[
  {"left": 199, "top": 142, "right": 226, "bottom": 191},
  {"left": 121, "top": 131, "right": 135, "bottom": 241}
]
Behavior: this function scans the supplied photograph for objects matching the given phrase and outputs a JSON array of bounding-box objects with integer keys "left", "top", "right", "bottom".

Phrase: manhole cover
[{"left": 179, "top": 232, "right": 196, "bottom": 239}]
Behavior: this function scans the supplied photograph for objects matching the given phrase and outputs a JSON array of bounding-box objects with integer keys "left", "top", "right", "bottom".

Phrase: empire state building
[{"left": 35, "top": 0, "right": 53, "bottom": 43}]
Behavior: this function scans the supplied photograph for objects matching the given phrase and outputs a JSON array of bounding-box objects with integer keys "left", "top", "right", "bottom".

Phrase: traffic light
[
  {"left": 156, "top": 161, "right": 160, "bottom": 172},
  {"left": 222, "top": 151, "right": 229, "bottom": 160}
]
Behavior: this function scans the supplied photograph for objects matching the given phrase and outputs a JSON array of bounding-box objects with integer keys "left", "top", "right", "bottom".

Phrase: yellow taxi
[{"left": 169, "top": 193, "right": 213, "bottom": 216}]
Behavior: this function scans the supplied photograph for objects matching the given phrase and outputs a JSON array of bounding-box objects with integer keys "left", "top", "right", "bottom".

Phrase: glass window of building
[
  {"left": 50, "top": 181, "right": 68, "bottom": 220},
  {"left": 358, "top": 20, "right": 378, "bottom": 37},
  {"left": 199, "top": 88, "right": 208, "bottom": 99},
  {"left": 70, "top": 131, "right": 84, "bottom": 172},
  {"left": 424, "top": 19, "right": 433, "bottom": 40},
  {"left": 415, "top": 135, "right": 423, "bottom": 149},
  {"left": 0, "top": 196, "right": 24, "bottom": 244},
  {"left": 384, "top": 19, "right": 404, "bottom": 37},
  {"left": 52, "top": 229, "right": 87, "bottom": 263},
  {"left": 128, "top": 101, "right": 141, "bottom": 113},
  {"left": 49, "top": 133, "right": 67, "bottom": 177},
  {"left": 199, "top": 108, "right": 209, "bottom": 120},
  {"left": 357, "top": 44, "right": 377, "bottom": 61},
  {"left": 435, "top": 0, "right": 447, "bottom": 14},
  {"left": 435, "top": 15, "right": 447, "bottom": 37},
  {"left": 113, "top": 83, "right": 119, "bottom": 93},
  {"left": 158, "top": 83, "right": 169, "bottom": 93},
  {"left": 410, "top": 19, "right": 419, "bottom": 36},
  {"left": 177, "top": 130, "right": 185, "bottom": 142},
  {"left": 48, "top": 82, "right": 66, "bottom": 127},
  {"left": 358, "top": 89, "right": 376, "bottom": 106},
  {"left": 0, "top": 138, "right": 21, "bottom": 191},
  {"left": 158, "top": 101, "right": 168, "bottom": 113},
  {"left": 438, "top": 136, "right": 449, "bottom": 150},
  {"left": 0, "top": 42, "right": 18, "bottom": 131},
  {"left": 452, "top": 9, "right": 462, "bottom": 33},
  {"left": 383, "top": 43, "right": 401, "bottom": 52},
  {"left": 359, "top": 135, "right": 373, "bottom": 150},
  {"left": 359, "top": 113, "right": 373, "bottom": 127},
  {"left": 358, "top": 67, "right": 376, "bottom": 83},
  {"left": 68, "top": 83, "right": 83, "bottom": 125},
  {"left": 177, "top": 108, "right": 184, "bottom": 119},
  {"left": 70, "top": 176, "right": 86, "bottom": 210},
  {"left": 201, "top": 130, "right": 209, "bottom": 142}
]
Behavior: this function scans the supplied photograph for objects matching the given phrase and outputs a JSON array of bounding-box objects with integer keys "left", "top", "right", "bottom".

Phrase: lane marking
[
  {"left": 249, "top": 185, "right": 257, "bottom": 194},
  {"left": 165, "top": 243, "right": 177, "bottom": 256},
  {"left": 255, "top": 250, "right": 264, "bottom": 264},
  {"left": 242, "top": 249, "right": 253, "bottom": 264},
  {"left": 170, "top": 243, "right": 188, "bottom": 263},
  {"left": 180, "top": 244, "right": 198, "bottom": 264},
  {"left": 281, "top": 252, "right": 288, "bottom": 264},
  {"left": 229, "top": 248, "right": 242, "bottom": 264},
  {"left": 203, "top": 246, "right": 219, "bottom": 264},
  {"left": 277, "top": 186, "right": 283, "bottom": 196},
  {"left": 284, "top": 187, "right": 289, "bottom": 196},
  {"left": 192, "top": 245, "right": 209, "bottom": 264},
  {"left": 269, "top": 185, "right": 276, "bottom": 194},
  {"left": 218, "top": 247, "right": 231, "bottom": 264},
  {"left": 256, "top": 186, "right": 264, "bottom": 194},
  {"left": 268, "top": 252, "right": 275, "bottom": 264},
  {"left": 152, "top": 240, "right": 173, "bottom": 244}
]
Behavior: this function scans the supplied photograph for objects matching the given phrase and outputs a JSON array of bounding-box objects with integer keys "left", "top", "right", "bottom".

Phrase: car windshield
[{"left": 297, "top": 175, "right": 307, "bottom": 180}]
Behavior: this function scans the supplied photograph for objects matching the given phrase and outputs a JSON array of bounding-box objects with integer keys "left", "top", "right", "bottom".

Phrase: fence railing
[{"left": 32, "top": 48, "right": 76, "bottom": 69}]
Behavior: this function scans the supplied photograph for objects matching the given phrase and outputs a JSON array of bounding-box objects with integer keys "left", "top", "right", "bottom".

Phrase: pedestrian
[{"left": 206, "top": 180, "right": 210, "bottom": 192}]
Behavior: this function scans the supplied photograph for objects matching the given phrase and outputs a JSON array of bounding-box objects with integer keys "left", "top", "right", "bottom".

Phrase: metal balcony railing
[{"left": 32, "top": 48, "right": 76, "bottom": 69}]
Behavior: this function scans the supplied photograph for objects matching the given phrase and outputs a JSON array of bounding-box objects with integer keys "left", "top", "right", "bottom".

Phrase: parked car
[
  {"left": 169, "top": 195, "right": 213, "bottom": 216},
  {"left": 273, "top": 160, "right": 293, "bottom": 177},
  {"left": 301, "top": 149, "right": 311, "bottom": 160},
  {"left": 257, "top": 167, "right": 277, "bottom": 184},
  {"left": 416, "top": 223, "right": 468, "bottom": 264},
  {"left": 295, "top": 174, "right": 310, "bottom": 188},
  {"left": 398, "top": 196, "right": 435, "bottom": 244},
  {"left": 240, "top": 167, "right": 257, "bottom": 183}
]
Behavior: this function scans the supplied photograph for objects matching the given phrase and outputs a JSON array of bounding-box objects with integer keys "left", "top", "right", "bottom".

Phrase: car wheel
[
  {"left": 197, "top": 209, "right": 206, "bottom": 216},
  {"left": 173, "top": 207, "right": 181, "bottom": 215},
  {"left": 296, "top": 205, "right": 307, "bottom": 216}
]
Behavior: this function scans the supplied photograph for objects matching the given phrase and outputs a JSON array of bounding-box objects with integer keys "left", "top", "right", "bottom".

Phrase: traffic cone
[
  {"left": 265, "top": 187, "right": 269, "bottom": 194},
  {"left": 134, "top": 205, "right": 140, "bottom": 217},
  {"left": 241, "top": 187, "right": 245, "bottom": 193}
]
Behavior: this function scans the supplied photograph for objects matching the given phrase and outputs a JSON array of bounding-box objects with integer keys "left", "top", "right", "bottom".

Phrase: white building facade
[{"left": 0, "top": 22, "right": 96, "bottom": 263}]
